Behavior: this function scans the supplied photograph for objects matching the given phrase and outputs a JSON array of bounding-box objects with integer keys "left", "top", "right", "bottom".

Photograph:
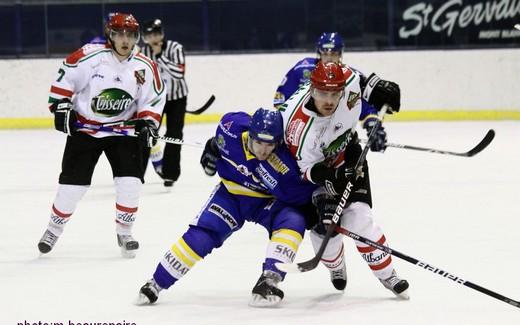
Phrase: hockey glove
[
  {"left": 135, "top": 119, "right": 158, "bottom": 148},
  {"left": 363, "top": 117, "right": 387, "bottom": 152},
  {"left": 361, "top": 73, "right": 400, "bottom": 113},
  {"left": 311, "top": 188, "right": 340, "bottom": 237},
  {"left": 309, "top": 162, "right": 356, "bottom": 197},
  {"left": 200, "top": 137, "right": 220, "bottom": 176},
  {"left": 51, "top": 99, "right": 77, "bottom": 136}
]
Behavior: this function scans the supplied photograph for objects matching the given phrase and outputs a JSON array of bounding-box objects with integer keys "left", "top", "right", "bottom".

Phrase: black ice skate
[
  {"left": 329, "top": 262, "right": 347, "bottom": 291},
  {"left": 380, "top": 270, "right": 410, "bottom": 300},
  {"left": 38, "top": 229, "right": 59, "bottom": 254},
  {"left": 136, "top": 278, "right": 162, "bottom": 305},
  {"left": 249, "top": 271, "right": 284, "bottom": 308},
  {"left": 117, "top": 234, "right": 139, "bottom": 258}
]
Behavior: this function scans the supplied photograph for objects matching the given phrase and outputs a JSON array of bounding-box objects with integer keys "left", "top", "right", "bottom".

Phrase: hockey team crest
[
  {"left": 91, "top": 88, "right": 134, "bottom": 117},
  {"left": 347, "top": 91, "right": 360, "bottom": 110},
  {"left": 134, "top": 69, "right": 145, "bottom": 85}
]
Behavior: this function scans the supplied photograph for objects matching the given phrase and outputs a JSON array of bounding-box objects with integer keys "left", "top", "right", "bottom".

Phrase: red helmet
[
  {"left": 106, "top": 13, "right": 139, "bottom": 33},
  {"left": 310, "top": 62, "right": 346, "bottom": 91}
]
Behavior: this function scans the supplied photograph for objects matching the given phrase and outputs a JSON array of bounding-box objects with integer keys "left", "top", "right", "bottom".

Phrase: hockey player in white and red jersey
[
  {"left": 279, "top": 61, "right": 410, "bottom": 298},
  {"left": 37, "top": 13, "right": 166, "bottom": 258}
]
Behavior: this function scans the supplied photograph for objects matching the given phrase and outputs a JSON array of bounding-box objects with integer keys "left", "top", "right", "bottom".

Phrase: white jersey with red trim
[
  {"left": 279, "top": 66, "right": 362, "bottom": 181},
  {"left": 48, "top": 43, "right": 166, "bottom": 137}
]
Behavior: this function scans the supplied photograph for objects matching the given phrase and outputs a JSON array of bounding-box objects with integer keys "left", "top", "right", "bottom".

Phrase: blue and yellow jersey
[{"left": 215, "top": 112, "right": 317, "bottom": 205}]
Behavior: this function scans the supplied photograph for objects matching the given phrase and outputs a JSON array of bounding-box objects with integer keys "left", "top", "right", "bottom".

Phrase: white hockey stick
[{"left": 75, "top": 122, "right": 204, "bottom": 147}]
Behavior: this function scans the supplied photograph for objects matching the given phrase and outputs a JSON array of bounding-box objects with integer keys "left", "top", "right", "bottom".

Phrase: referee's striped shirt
[{"left": 142, "top": 40, "right": 188, "bottom": 100}]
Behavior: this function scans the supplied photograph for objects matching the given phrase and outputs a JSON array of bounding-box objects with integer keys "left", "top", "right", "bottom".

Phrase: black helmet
[{"left": 142, "top": 18, "right": 163, "bottom": 35}]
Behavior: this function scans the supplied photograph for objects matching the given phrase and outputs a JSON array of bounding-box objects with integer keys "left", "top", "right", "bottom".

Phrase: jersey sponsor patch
[
  {"left": 208, "top": 203, "right": 238, "bottom": 229},
  {"left": 287, "top": 119, "right": 306, "bottom": 146},
  {"left": 91, "top": 88, "right": 134, "bottom": 117},
  {"left": 266, "top": 153, "right": 289, "bottom": 175},
  {"left": 256, "top": 164, "right": 278, "bottom": 190},
  {"left": 322, "top": 129, "right": 354, "bottom": 163}
]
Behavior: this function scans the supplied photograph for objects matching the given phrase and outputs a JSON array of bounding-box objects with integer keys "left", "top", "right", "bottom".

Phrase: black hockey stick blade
[
  {"left": 364, "top": 129, "right": 495, "bottom": 157},
  {"left": 464, "top": 129, "right": 495, "bottom": 157},
  {"left": 186, "top": 95, "right": 215, "bottom": 115}
]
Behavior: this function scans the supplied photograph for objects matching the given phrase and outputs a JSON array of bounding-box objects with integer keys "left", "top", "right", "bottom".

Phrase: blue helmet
[
  {"left": 249, "top": 108, "right": 283, "bottom": 144},
  {"left": 316, "top": 32, "right": 343, "bottom": 55}
]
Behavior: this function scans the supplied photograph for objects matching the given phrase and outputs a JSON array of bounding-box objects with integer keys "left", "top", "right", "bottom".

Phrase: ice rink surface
[{"left": 1, "top": 121, "right": 520, "bottom": 325}]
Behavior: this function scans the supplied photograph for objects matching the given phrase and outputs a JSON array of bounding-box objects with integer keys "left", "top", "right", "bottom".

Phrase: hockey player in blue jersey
[
  {"left": 137, "top": 108, "right": 318, "bottom": 307},
  {"left": 274, "top": 32, "right": 400, "bottom": 153}
]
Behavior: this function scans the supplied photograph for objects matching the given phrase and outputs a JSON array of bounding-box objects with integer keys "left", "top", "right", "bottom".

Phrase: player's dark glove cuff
[
  {"left": 363, "top": 117, "right": 387, "bottom": 152},
  {"left": 135, "top": 119, "right": 158, "bottom": 148},
  {"left": 200, "top": 137, "right": 220, "bottom": 176},
  {"left": 361, "top": 73, "right": 401, "bottom": 113},
  {"left": 52, "top": 99, "right": 77, "bottom": 136}
]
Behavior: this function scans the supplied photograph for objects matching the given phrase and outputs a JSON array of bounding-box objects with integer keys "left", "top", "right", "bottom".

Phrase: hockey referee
[{"left": 141, "top": 18, "right": 188, "bottom": 187}]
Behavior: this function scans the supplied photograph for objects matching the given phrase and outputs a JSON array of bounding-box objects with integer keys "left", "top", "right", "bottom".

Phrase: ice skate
[
  {"left": 249, "top": 271, "right": 284, "bottom": 308},
  {"left": 380, "top": 270, "right": 410, "bottom": 300},
  {"left": 117, "top": 234, "right": 139, "bottom": 258},
  {"left": 163, "top": 179, "right": 174, "bottom": 188},
  {"left": 329, "top": 261, "right": 347, "bottom": 291},
  {"left": 38, "top": 229, "right": 59, "bottom": 254},
  {"left": 136, "top": 278, "right": 162, "bottom": 305}
]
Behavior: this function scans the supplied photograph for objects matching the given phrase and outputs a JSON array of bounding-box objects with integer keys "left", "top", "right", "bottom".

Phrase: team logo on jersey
[
  {"left": 347, "top": 91, "right": 360, "bottom": 110},
  {"left": 91, "top": 88, "right": 133, "bottom": 117},
  {"left": 217, "top": 134, "right": 226, "bottom": 149},
  {"left": 134, "top": 69, "right": 145, "bottom": 85},
  {"left": 302, "top": 69, "right": 311, "bottom": 79}
]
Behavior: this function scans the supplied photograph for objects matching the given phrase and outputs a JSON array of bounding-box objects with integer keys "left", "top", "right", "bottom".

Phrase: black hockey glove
[
  {"left": 312, "top": 188, "right": 340, "bottom": 237},
  {"left": 361, "top": 73, "right": 400, "bottom": 113},
  {"left": 135, "top": 119, "right": 158, "bottom": 148},
  {"left": 309, "top": 162, "right": 356, "bottom": 197},
  {"left": 51, "top": 98, "right": 77, "bottom": 136},
  {"left": 200, "top": 137, "right": 220, "bottom": 176},
  {"left": 363, "top": 117, "right": 387, "bottom": 152}
]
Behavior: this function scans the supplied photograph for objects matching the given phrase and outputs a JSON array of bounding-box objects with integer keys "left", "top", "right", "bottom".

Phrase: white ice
[{"left": 1, "top": 121, "right": 520, "bottom": 325}]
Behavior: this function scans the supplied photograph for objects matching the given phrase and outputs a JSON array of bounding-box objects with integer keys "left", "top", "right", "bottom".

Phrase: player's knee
[
  {"left": 272, "top": 207, "right": 306, "bottom": 236},
  {"left": 183, "top": 225, "right": 223, "bottom": 258},
  {"left": 114, "top": 176, "right": 141, "bottom": 202},
  {"left": 342, "top": 201, "right": 375, "bottom": 233}
]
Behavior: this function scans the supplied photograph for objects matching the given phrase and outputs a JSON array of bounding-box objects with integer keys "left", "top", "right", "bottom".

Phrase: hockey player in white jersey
[
  {"left": 279, "top": 61, "right": 409, "bottom": 298},
  {"left": 37, "top": 13, "right": 166, "bottom": 258}
]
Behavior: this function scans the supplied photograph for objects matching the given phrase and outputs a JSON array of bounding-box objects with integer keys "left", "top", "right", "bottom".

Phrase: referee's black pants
[{"left": 162, "top": 96, "right": 187, "bottom": 182}]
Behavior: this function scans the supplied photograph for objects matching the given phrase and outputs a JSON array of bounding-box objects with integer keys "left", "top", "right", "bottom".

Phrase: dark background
[{"left": 1, "top": 0, "right": 519, "bottom": 57}]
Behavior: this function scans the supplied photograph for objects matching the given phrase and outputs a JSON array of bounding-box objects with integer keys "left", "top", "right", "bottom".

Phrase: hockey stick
[
  {"left": 360, "top": 129, "right": 495, "bottom": 157},
  {"left": 186, "top": 95, "right": 215, "bottom": 115},
  {"left": 74, "top": 122, "right": 204, "bottom": 147},
  {"left": 335, "top": 225, "right": 520, "bottom": 309},
  {"left": 276, "top": 104, "right": 389, "bottom": 274}
]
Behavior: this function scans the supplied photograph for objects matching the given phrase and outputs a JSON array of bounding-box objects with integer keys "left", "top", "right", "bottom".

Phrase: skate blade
[
  {"left": 134, "top": 293, "right": 154, "bottom": 306},
  {"left": 395, "top": 289, "right": 410, "bottom": 300},
  {"left": 248, "top": 294, "right": 282, "bottom": 308},
  {"left": 120, "top": 247, "right": 137, "bottom": 259}
]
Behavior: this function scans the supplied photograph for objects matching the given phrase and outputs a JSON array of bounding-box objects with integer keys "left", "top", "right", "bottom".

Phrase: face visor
[
  {"left": 109, "top": 29, "right": 140, "bottom": 43},
  {"left": 310, "top": 87, "right": 344, "bottom": 103}
]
